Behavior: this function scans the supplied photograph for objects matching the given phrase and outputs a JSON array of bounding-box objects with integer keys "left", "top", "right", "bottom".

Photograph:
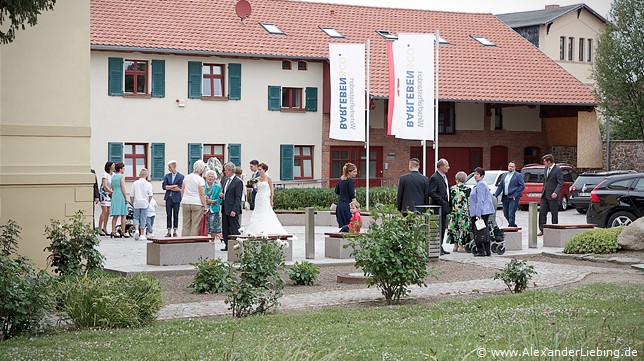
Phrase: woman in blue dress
[
  {"left": 335, "top": 163, "right": 357, "bottom": 229},
  {"left": 109, "top": 162, "right": 129, "bottom": 237}
]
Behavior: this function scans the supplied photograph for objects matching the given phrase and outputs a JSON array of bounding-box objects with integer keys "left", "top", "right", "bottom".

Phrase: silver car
[{"left": 464, "top": 170, "right": 508, "bottom": 209}]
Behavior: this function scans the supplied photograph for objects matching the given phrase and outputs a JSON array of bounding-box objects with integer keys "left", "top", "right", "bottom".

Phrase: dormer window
[
  {"left": 260, "top": 22, "right": 285, "bottom": 35},
  {"left": 471, "top": 35, "right": 495, "bottom": 46},
  {"left": 320, "top": 26, "right": 344, "bottom": 38},
  {"left": 376, "top": 30, "right": 397, "bottom": 40},
  {"left": 437, "top": 35, "right": 449, "bottom": 44}
]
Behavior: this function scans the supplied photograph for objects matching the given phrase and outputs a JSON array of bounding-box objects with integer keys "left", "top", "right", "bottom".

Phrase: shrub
[
  {"left": 493, "top": 259, "right": 537, "bottom": 293},
  {"left": 0, "top": 220, "right": 53, "bottom": 339},
  {"left": 226, "top": 238, "right": 286, "bottom": 317},
  {"left": 347, "top": 205, "right": 429, "bottom": 304},
  {"left": 189, "top": 257, "right": 232, "bottom": 294},
  {"left": 286, "top": 261, "right": 320, "bottom": 286},
  {"left": 564, "top": 227, "right": 623, "bottom": 254},
  {"left": 273, "top": 186, "right": 397, "bottom": 210},
  {"left": 44, "top": 211, "right": 104, "bottom": 276},
  {"left": 56, "top": 272, "right": 163, "bottom": 328}
]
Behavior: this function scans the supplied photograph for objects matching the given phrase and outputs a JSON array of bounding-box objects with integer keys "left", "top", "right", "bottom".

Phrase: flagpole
[
  {"left": 365, "top": 39, "right": 371, "bottom": 212},
  {"left": 434, "top": 30, "right": 440, "bottom": 170}
]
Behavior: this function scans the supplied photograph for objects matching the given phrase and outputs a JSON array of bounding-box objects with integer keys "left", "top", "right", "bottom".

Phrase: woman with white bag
[{"left": 469, "top": 167, "right": 496, "bottom": 257}]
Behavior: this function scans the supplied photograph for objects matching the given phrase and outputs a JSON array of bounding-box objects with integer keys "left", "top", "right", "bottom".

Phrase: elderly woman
[
  {"left": 204, "top": 170, "right": 223, "bottom": 240},
  {"left": 469, "top": 167, "right": 496, "bottom": 257},
  {"left": 447, "top": 171, "right": 471, "bottom": 252},
  {"left": 181, "top": 160, "right": 208, "bottom": 236}
]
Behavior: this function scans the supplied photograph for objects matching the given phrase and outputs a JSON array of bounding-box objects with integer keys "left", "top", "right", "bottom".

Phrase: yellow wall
[
  {"left": 0, "top": 1, "right": 92, "bottom": 268},
  {"left": 577, "top": 110, "right": 603, "bottom": 168},
  {"left": 543, "top": 117, "right": 578, "bottom": 146}
]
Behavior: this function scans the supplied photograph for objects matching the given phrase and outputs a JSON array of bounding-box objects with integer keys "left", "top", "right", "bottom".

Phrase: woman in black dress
[{"left": 336, "top": 163, "right": 357, "bottom": 229}]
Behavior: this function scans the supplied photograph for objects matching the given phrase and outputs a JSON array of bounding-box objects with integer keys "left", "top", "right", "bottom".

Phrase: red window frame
[
  {"left": 124, "top": 143, "right": 148, "bottom": 181},
  {"left": 281, "top": 87, "right": 303, "bottom": 110},
  {"left": 294, "top": 145, "right": 314, "bottom": 179},
  {"left": 202, "top": 64, "right": 225, "bottom": 98},
  {"left": 330, "top": 146, "right": 383, "bottom": 187},
  {"left": 203, "top": 144, "right": 225, "bottom": 164},
  {"left": 124, "top": 60, "right": 148, "bottom": 94}
]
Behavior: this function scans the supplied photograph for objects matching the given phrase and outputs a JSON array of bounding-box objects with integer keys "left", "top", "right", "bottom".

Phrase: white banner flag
[
  {"left": 329, "top": 43, "right": 366, "bottom": 142},
  {"left": 387, "top": 33, "right": 435, "bottom": 140}
]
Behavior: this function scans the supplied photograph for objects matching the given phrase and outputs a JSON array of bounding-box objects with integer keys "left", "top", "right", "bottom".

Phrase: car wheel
[
  {"left": 576, "top": 207, "right": 587, "bottom": 214},
  {"left": 607, "top": 211, "right": 635, "bottom": 228},
  {"left": 558, "top": 196, "right": 568, "bottom": 211},
  {"left": 518, "top": 205, "right": 529, "bottom": 211}
]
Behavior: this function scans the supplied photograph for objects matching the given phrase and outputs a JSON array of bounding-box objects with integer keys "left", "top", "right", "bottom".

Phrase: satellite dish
[{"left": 236, "top": 0, "right": 251, "bottom": 20}]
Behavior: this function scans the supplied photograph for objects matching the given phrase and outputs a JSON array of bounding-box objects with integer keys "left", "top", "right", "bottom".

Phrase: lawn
[{"left": 1, "top": 283, "right": 642, "bottom": 360}]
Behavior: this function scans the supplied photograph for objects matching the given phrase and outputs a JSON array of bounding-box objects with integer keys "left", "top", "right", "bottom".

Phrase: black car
[
  {"left": 570, "top": 170, "right": 637, "bottom": 213},
  {"left": 586, "top": 173, "right": 644, "bottom": 228}
]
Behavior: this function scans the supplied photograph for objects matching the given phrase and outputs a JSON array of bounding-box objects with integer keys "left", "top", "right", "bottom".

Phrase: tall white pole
[
  {"left": 434, "top": 30, "right": 440, "bottom": 169},
  {"left": 365, "top": 39, "right": 371, "bottom": 211}
]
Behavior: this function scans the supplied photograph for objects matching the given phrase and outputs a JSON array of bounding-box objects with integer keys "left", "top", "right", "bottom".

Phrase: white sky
[{"left": 299, "top": 0, "right": 613, "bottom": 19}]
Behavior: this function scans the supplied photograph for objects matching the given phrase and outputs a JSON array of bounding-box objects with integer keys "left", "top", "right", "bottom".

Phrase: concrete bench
[
  {"left": 146, "top": 236, "right": 215, "bottom": 266},
  {"left": 501, "top": 227, "right": 523, "bottom": 251},
  {"left": 324, "top": 232, "right": 359, "bottom": 259},
  {"left": 227, "top": 234, "right": 293, "bottom": 262},
  {"left": 275, "top": 210, "right": 372, "bottom": 227},
  {"left": 543, "top": 224, "right": 596, "bottom": 248}
]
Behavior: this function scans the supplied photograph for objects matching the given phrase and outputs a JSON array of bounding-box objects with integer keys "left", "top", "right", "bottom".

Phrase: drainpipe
[{"left": 606, "top": 113, "right": 611, "bottom": 171}]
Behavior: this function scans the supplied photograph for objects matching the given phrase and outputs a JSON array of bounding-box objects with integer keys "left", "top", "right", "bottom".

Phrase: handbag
[
  {"left": 475, "top": 217, "right": 486, "bottom": 231},
  {"left": 198, "top": 214, "right": 209, "bottom": 236}
]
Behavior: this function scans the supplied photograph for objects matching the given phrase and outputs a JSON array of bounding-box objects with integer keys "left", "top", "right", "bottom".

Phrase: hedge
[
  {"left": 564, "top": 227, "right": 623, "bottom": 254},
  {"left": 273, "top": 186, "right": 397, "bottom": 211}
]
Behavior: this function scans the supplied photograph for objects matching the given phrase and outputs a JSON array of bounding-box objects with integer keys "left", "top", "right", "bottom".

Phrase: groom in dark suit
[
  {"left": 397, "top": 158, "right": 429, "bottom": 213},
  {"left": 538, "top": 154, "right": 563, "bottom": 236},
  {"left": 220, "top": 162, "right": 243, "bottom": 251},
  {"left": 429, "top": 158, "right": 451, "bottom": 255}
]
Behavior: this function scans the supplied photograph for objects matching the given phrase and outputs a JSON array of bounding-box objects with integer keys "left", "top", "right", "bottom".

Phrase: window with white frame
[
  {"left": 124, "top": 143, "right": 148, "bottom": 180},
  {"left": 294, "top": 146, "right": 313, "bottom": 179}
]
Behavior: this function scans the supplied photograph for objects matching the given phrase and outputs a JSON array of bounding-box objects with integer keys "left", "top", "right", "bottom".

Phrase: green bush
[
  {"left": 189, "top": 257, "right": 232, "bottom": 294},
  {"left": 347, "top": 205, "right": 429, "bottom": 304},
  {"left": 273, "top": 186, "right": 397, "bottom": 210},
  {"left": 286, "top": 261, "right": 320, "bottom": 286},
  {"left": 0, "top": 220, "right": 53, "bottom": 340},
  {"left": 493, "top": 259, "right": 537, "bottom": 293},
  {"left": 56, "top": 272, "right": 163, "bottom": 329},
  {"left": 44, "top": 211, "right": 104, "bottom": 276},
  {"left": 564, "top": 227, "right": 623, "bottom": 254},
  {"left": 226, "top": 238, "right": 286, "bottom": 317}
]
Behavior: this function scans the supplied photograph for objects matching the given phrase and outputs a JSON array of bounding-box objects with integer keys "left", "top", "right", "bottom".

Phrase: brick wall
[{"left": 603, "top": 140, "right": 644, "bottom": 172}]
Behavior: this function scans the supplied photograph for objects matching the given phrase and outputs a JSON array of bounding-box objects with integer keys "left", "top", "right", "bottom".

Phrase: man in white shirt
[{"left": 130, "top": 168, "right": 153, "bottom": 240}]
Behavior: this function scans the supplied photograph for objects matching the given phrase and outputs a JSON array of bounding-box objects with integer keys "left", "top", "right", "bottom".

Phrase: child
[
  {"left": 146, "top": 195, "right": 157, "bottom": 237},
  {"left": 340, "top": 200, "right": 362, "bottom": 233}
]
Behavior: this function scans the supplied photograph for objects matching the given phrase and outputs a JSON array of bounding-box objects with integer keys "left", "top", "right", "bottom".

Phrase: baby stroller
[
  {"left": 114, "top": 201, "right": 136, "bottom": 238},
  {"left": 464, "top": 218, "right": 506, "bottom": 255}
]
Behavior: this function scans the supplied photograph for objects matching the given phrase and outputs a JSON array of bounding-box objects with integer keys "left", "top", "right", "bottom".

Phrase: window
[
  {"left": 202, "top": 64, "right": 224, "bottom": 97},
  {"left": 320, "top": 26, "right": 344, "bottom": 38},
  {"left": 471, "top": 35, "right": 495, "bottom": 46},
  {"left": 330, "top": 146, "right": 383, "bottom": 187},
  {"left": 260, "top": 22, "right": 285, "bottom": 35},
  {"left": 634, "top": 178, "right": 644, "bottom": 191},
  {"left": 124, "top": 60, "right": 148, "bottom": 94},
  {"left": 438, "top": 103, "right": 455, "bottom": 134},
  {"left": 124, "top": 143, "right": 147, "bottom": 180},
  {"left": 282, "top": 60, "right": 291, "bottom": 70},
  {"left": 587, "top": 39, "right": 593, "bottom": 62},
  {"left": 294, "top": 146, "right": 313, "bottom": 179},
  {"left": 282, "top": 87, "right": 303, "bottom": 110},
  {"left": 608, "top": 179, "right": 633, "bottom": 191},
  {"left": 559, "top": 36, "right": 565, "bottom": 60},
  {"left": 203, "top": 144, "right": 224, "bottom": 163},
  {"left": 579, "top": 38, "right": 585, "bottom": 62},
  {"left": 376, "top": 30, "right": 397, "bottom": 40},
  {"left": 297, "top": 61, "right": 307, "bottom": 71},
  {"left": 568, "top": 37, "right": 574, "bottom": 61},
  {"left": 524, "top": 147, "right": 540, "bottom": 165},
  {"left": 494, "top": 106, "right": 503, "bottom": 130}
]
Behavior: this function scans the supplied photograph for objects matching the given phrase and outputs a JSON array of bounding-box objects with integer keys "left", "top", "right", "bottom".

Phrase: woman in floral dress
[{"left": 447, "top": 171, "right": 471, "bottom": 251}]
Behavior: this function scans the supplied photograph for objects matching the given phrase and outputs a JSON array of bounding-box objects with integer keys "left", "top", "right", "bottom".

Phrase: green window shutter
[
  {"left": 188, "top": 61, "right": 202, "bottom": 99},
  {"left": 305, "top": 87, "right": 318, "bottom": 112},
  {"left": 151, "top": 143, "right": 165, "bottom": 180},
  {"left": 268, "top": 85, "right": 281, "bottom": 110},
  {"left": 108, "top": 142, "right": 123, "bottom": 163},
  {"left": 280, "top": 144, "right": 294, "bottom": 181},
  {"left": 228, "top": 143, "right": 241, "bottom": 167},
  {"left": 151, "top": 59, "right": 165, "bottom": 98},
  {"left": 108, "top": 57, "right": 123, "bottom": 96},
  {"left": 228, "top": 63, "right": 241, "bottom": 100},
  {"left": 188, "top": 143, "right": 203, "bottom": 173}
]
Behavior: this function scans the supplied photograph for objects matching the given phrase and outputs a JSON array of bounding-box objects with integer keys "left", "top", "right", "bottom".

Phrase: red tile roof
[{"left": 90, "top": 0, "right": 596, "bottom": 105}]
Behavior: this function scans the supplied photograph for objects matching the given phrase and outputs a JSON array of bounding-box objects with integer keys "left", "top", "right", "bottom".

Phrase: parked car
[
  {"left": 570, "top": 170, "right": 637, "bottom": 214},
  {"left": 464, "top": 170, "right": 507, "bottom": 208},
  {"left": 586, "top": 173, "right": 644, "bottom": 228},
  {"left": 518, "top": 163, "right": 578, "bottom": 211}
]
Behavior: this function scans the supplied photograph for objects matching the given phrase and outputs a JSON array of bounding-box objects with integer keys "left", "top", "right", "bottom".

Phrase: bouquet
[{"left": 246, "top": 178, "right": 258, "bottom": 188}]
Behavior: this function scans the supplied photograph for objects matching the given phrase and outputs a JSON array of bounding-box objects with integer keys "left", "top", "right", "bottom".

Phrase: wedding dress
[{"left": 246, "top": 180, "right": 289, "bottom": 235}]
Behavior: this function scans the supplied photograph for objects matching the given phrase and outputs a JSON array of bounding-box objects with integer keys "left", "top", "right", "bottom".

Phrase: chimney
[{"left": 545, "top": 4, "right": 560, "bottom": 9}]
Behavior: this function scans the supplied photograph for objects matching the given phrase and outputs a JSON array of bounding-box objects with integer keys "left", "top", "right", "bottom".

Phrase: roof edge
[
  {"left": 371, "top": 96, "right": 596, "bottom": 107},
  {"left": 497, "top": 3, "right": 607, "bottom": 27},
  {"left": 90, "top": 45, "right": 328, "bottom": 61}
]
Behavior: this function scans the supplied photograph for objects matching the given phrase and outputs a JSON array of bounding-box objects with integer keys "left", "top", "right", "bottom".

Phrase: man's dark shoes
[{"left": 220, "top": 248, "right": 228, "bottom": 252}]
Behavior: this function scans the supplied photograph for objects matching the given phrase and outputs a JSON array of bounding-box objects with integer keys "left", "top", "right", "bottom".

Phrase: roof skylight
[
  {"left": 471, "top": 35, "right": 495, "bottom": 46},
  {"left": 376, "top": 30, "right": 397, "bottom": 40},
  {"left": 260, "top": 22, "right": 285, "bottom": 35},
  {"left": 437, "top": 35, "right": 449, "bottom": 44},
  {"left": 320, "top": 26, "right": 344, "bottom": 38}
]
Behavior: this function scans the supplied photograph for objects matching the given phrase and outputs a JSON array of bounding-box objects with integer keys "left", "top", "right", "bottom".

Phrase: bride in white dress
[{"left": 246, "top": 163, "right": 289, "bottom": 235}]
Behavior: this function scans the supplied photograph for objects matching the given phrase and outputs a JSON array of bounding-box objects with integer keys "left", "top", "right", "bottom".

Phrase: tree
[
  {"left": 592, "top": 0, "right": 644, "bottom": 141},
  {"left": 0, "top": 0, "right": 56, "bottom": 44}
]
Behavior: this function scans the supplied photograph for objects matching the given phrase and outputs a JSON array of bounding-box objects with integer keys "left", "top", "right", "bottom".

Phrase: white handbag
[{"left": 475, "top": 218, "right": 486, "bottom": 231}]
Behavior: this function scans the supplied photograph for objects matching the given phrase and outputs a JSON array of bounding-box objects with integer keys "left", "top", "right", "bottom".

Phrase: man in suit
[
  {"left": 538, "top": 154, "right": 563, "bottom": 236},
  {"left": 493, "top": 162, "right": 525, "bottom": 228},
  {"left": 162, "top": 160, "right": 184, "bottom": 237},
  {"left": 247, "top": 160, "right": 260, "bottom": 210},
  {"left": 397, "top": 158, "right": 429, "bottom": 213},
  {"left": 428, "top": 158, "right": 451, "bottom": 255},
  {"left": 220, "top": 162, "right": 243, "bottom": 251}
]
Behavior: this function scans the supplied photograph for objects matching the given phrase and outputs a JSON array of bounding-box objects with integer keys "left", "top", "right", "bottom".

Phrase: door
[
  {"left": 330, "top": 146, "right": 383, "bottom": 187},
  {"left": 490, "top": 146, "right": 508, "bottom": 170}
]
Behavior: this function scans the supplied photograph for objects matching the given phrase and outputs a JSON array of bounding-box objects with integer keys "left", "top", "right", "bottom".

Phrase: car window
[
  {"left": 607, "top": 179, "right": 634, "bottom": 191},
  {"left": 573, "top": 175, "right": 603, "bottom": 187},
  {"left": 563, "top": 170, "right": 573, "bottom": 183},
  {"left": 570, "top": 171, "right": 578, "bottom": 182},
  {"left": 521, "top": 169, "right": 544, "bottom": 183},
  {"left": 464, "top": 173, "right": 498, "bottom": 186},
  {"left": 633, "top": 178, "right": 644, "bottom": 191}
]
